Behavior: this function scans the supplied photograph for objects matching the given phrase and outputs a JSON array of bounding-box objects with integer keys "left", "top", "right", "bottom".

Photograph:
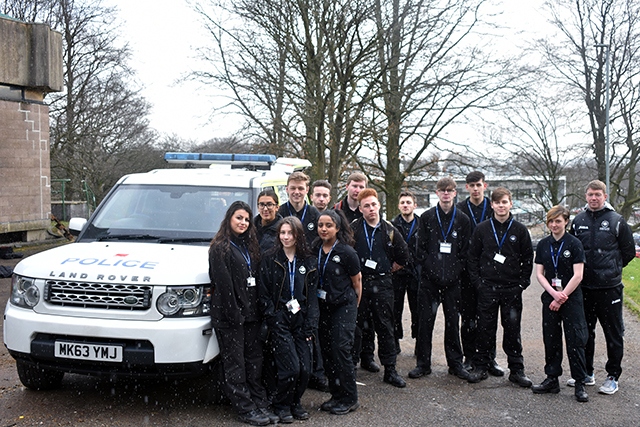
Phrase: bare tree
[
  {"left": 191, "top": 0, "right": 380, "bottom": 199},
  {"left": 360, "top": 0, "right": 518, "bottom": 217},
  {"left": 541, "top": 0, "right": 640, "bottom": 222}
]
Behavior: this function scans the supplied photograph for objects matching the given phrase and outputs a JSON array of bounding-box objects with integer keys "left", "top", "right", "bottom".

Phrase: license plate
[{"left": 54, "top": 341, "right": 123, "bottom": 362}]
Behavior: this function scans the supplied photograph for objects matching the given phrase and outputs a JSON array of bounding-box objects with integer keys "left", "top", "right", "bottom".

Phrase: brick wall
[{"left": 0, "top": 99, "right": 51, "bottom": 241}]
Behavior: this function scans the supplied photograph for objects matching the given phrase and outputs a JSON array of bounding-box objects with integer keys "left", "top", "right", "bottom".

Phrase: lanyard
[
  {"left": 467, "top": 199, "right": 487, "bottom": 226},
  {"left": 404, "top": 218, "right": 417, "bottom": 243},
  {"left": 287, "top": 201, "right": 307, "bottom": 223},
  {"left": 550, "top": 239, "right": 565, "bottom": 278},
  {"left": 363, "top": 221, "right": 380, "bottom": 258},
  {"left": 436, "top": 205, "right": 456, "bottom": 242},
  {"left": 287, "top": 256, "right": 297, "bottom": 299},
  {"left": 490, "top": 217, "right": 514, "bottom": 253},
  {"left": 317, "top": 240, "right": 338, "bottom": 288},
  {"left": 230, "top": 241, "right": 252, "bottom": 273}
]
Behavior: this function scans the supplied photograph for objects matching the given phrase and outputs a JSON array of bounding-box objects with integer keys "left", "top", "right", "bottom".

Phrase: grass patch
[{"left": 623, "top": 257, "right": 640, "bottom": 317}]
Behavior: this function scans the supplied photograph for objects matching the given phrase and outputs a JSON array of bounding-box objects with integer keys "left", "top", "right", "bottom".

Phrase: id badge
[
  {"left": 317, "top": 289, "right": 327, "bottom": 300},
  {"left": 440, "top": 242, "right": 452, "bottom": 254},
  {"left": 552, "top": 278, "right": 563, "bottom": 291},
  {"left": 493, "top": 253, "right": 506, "bottom": 264},
  {"left": 286, "top": 298, "right": 301, "bottom": 314},
  {"left": 247, "top": 276, "right": 256, "bottom": 287},
  {"left": 365, "top": 259, "right": 378, "bottom": 269}
]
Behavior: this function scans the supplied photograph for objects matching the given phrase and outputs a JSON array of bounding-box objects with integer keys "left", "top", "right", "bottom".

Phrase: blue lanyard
[
  {"left": 230, "top": 241, "right": 252, "bottom": 273},
  {"left": 467, "top": 199, "right": 487, "bottom": 226},
  {"left": 490, "top": 217, "right": 513, "bottom": 253},
  {"left": 287, "top": 201, "right": 308, "bottom": 223},
  {"left": 363, "top": 221, "right": 380, "bottom": 258},
  {"left": 317, "top": 240, "right": 338, "bottom": 288},
  {"left": 436, "top": 205, "right": 456, "bottom": 242},
  {"left": 550, "top": 239, "right": 565, "bottom": 278},
  {"left": 287, "top": 256, "right": 297, "bottom": 298},
  {"left": 404, "top": 218, "right": 417, "bottom": 243}
]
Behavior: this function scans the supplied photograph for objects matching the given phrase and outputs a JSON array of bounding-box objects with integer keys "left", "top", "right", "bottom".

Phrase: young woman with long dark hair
[
  {"left": 259, "top": 216, "right": 318, "bottom": 422},
  {"left": 314, "top": 209, "right": 362, "bottom": 415},
  {"left": 209, "top": 201, "right": 275, "bottom": 426}
]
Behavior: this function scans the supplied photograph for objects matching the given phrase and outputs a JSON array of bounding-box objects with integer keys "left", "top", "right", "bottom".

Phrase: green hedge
[{"left": 623, "top": 257, "right": 640, "bottom": 317}]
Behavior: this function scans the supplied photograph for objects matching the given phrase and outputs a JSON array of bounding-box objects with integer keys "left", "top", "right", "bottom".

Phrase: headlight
[
  {"left": 156, "top": 286, "right": 211, "bottom": 317},
  {"left": 10, "top": 275, "right": 40, "bottom": 308}
]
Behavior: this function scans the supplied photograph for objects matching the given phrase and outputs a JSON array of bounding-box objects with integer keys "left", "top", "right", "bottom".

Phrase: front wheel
[{"left": 16, "top": 360, "right": 64, "bottom": 390}]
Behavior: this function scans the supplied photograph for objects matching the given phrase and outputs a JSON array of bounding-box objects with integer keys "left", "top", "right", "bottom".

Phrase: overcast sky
[{"left": 107, "top": 0, "right": 552, "bottom": 143}]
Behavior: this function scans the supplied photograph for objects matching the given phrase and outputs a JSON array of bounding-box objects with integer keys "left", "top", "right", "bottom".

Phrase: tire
[{"left": 16, "top": 361, "right": 64, "bottom": 391}]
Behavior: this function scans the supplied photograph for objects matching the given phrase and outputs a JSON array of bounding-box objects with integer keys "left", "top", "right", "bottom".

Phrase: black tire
[{"left": 16, "top": 361, "right": 64, "bottom": 391}]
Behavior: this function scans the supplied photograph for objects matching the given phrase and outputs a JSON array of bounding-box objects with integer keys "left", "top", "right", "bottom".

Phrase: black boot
[
  {"left": 383, "top": 366, "right": 406, "bottom": 388},
  {"left": 532, "top": 377, "right": 560, "bottom": 394},
  {"left": 575, "top": 382, "right": 589, "bottom": 402}
]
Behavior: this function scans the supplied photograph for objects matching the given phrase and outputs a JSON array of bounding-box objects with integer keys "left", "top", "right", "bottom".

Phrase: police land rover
[{"left": 3, "top": 153, "right": 310, "bottom": 393}]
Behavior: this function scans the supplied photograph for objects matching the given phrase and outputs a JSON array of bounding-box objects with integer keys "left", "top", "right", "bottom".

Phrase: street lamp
[{"left": 595, "top": 43, "right": 611, "bottom": 193}]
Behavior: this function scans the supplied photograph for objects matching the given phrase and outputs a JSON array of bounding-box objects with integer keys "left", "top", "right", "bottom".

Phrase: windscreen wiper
[
  {"left": 158, "top": 237, "right": 213, "bottom": 243},
  {"left": 97, "top": 234, "right": 161, "bottom": 241}
]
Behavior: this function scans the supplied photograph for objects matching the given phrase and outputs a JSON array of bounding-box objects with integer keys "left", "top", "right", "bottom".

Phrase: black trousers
[
  {"left": 319, "top": 299, "right": 358, "bottom": 405},
  {"left": 473, "top": 284, "right": 525, "bottom": 372},
  {"left": 392, "top": 271, "right": 419, "bottom": 342},
  {"left": 415, "top": 278, "right": 464, "bottom": 370},
  {"left": 310, "top": 335, "right": 325, "bottom": 381},
  {"left": 353, "top": 276, "right": 397, "bottom": 367},
  {"left": 541, "top": 289, "right": 588, "bottom": 380},
  {"left": 269, "top": 310, "right": 312, "bottom": 410},
  {"left": 582, "top": 285, "right": 625, "bottom": 380},
  {"left": 459, "top": 270, "right": 478, "bottom": 361},
  {"left": 354, "top": 304, "right": 376, "bottom": 364},
  {"left": 459, "top": 271, "right": 497, "bottom": 363},
  {"left": 216, "top": 321, "right": 268, "bottom": 415}
]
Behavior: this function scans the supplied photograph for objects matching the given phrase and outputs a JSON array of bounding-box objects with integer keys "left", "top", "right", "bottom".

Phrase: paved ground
[{"left": 1, "top": 243, "right": 640, "bottom": 426}]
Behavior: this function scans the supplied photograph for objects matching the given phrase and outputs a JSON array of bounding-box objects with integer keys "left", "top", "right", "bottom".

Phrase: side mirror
[{"left": 68, "top": 217, "right": 87, "bottom": 236}]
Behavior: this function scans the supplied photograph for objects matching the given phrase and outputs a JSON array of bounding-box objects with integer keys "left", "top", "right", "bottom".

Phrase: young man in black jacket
[
  {"left": 351, "top": 188, "right": 410, "bottom": 388},
  {"left": 455, "top": 171, "right": 504, "bottom": 376},
  {"left": 467, "top": 187, "right": 533, "bottom": 387},
  {"left": 391, "top": 190, "right": 421, "bottom": 354},
  {"left": 570, "top": 180, "right": 635, "bottom": 395},
  {"left": 278, "top": 171, "right": 320, "bottom": 246},
  {"left": 408, "top": 177, "right": 471, "bottom": 381}
]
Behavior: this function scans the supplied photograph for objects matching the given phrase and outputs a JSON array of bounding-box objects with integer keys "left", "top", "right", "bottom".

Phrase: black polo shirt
[
  {"left": 535, "top": 232, "right": 585, "bottom": 284},
  {"left": 316, "top": 241, "right": 361, "bottom": 306}
]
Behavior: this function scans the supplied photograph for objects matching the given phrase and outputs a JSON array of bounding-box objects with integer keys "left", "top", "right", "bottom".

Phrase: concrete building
[{"left": 0, "top": 14, "right": 62, "bottom": 243}]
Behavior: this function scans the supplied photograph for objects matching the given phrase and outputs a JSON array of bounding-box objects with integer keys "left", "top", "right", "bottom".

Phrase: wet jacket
[
  {"left": 418, "top": 205, "right": 470, "bottom": 286},
  {"left": 254, "top": 213, "right": 283, "bottom": 253},
  {"left": 278, "top": 202, "right": 320, "bottom": 245},
  {"left": 259, "top": 250, "right": 319, "bottom": 336},
  {"left": 209, "top": 234, "right": 261, "bottom": 328},
  {"left": 570, "top": 204, "right": 635, "bottom": 289},
  {"left": 468, "top": 214, "right": 533, "bottom": 290},
  {"left": 352, "top": 217, "right": 411, "bottom": 277},
  {"left": 333, "top": 196, "right": 363, "bottom": 224},
  {"left": 391, "top": 214, "right": 421, "bottom": 278}
]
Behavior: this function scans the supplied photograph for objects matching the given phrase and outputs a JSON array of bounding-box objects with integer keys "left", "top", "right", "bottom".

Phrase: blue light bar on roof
[{"left": 164, "top": 152, "right": 277, "bottom": 166}]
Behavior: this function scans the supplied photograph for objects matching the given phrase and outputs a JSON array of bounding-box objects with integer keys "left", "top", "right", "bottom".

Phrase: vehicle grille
[{"left": 44, "top": 281, "right": 153, "bottom": 310}]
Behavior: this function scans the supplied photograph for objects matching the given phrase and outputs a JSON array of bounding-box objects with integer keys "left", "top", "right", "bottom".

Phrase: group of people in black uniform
[{"left": 208, "top": 170, "right": 636, "bottom": 426}]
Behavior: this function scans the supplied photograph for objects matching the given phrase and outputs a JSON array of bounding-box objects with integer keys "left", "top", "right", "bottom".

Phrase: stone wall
[
  {"left": 0, "top": 16, "right": 62, "bottom": 243},
  {"left": 0, "top": 99, "right": 52, "bottom": 241}
]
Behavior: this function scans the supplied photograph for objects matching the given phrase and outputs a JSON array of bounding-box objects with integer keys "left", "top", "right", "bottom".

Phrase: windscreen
[{"left": 80, "top": 184, "right": 251, "bottom": 242}]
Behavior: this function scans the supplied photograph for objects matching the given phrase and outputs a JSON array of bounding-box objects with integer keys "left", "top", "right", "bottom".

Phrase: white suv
[{"left": 3, "top": 153, "right": 308, "bottom": 394}]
